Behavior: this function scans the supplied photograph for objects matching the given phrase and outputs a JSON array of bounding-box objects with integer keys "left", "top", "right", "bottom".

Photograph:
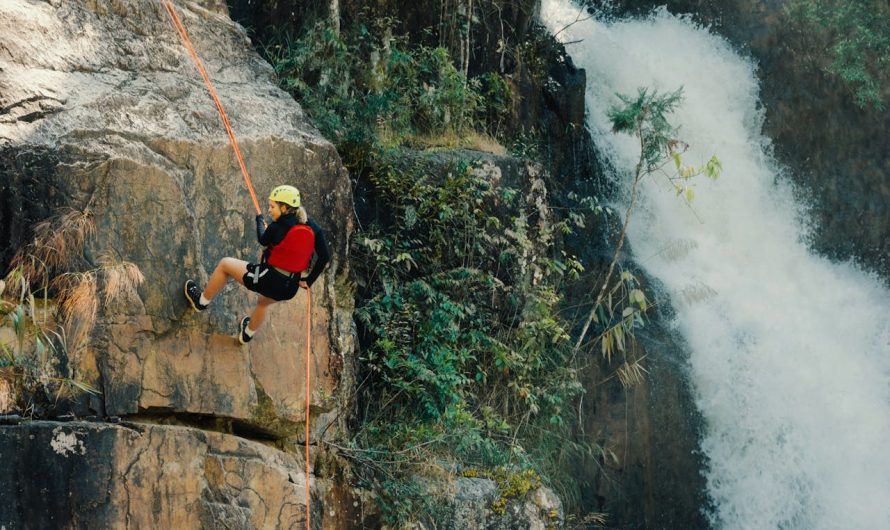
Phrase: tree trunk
[{"left": 329, "top": 0, "right": 340, "bottom": 35}]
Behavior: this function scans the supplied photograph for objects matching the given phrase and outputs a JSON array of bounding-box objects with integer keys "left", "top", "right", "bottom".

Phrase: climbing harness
[
  {"left": 246, "top": 266, "right": 268, "bottom": 285},
  {"left": 160, "top": 2, "right": 313, "bottom": 528}
]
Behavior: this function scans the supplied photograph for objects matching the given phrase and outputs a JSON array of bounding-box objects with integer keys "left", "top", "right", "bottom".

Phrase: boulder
[
  {"left": 421, "top": 476, "right": 563, "bottom": 530},
  {"left": 0, "top": 0, "right": 354, "bottom": 436},
  {"left": 0, "top": 420, "right": 363, "bottom": 529}
]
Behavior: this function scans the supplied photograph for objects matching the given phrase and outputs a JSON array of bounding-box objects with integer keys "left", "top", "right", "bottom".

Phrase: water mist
[{"left": 542, "top": 1, "right": 890, "bottom": 528}]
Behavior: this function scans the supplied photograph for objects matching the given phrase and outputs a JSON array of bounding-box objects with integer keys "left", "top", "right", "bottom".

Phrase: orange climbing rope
[
  {"left": 160, "top": 0, "right": 261, "bottom": 214},
  {"left": 305, "top": 287, "right": 312, "bottom": 529},
  {"left": 160, "top": 2, "right": 313, "bottom": 528}
]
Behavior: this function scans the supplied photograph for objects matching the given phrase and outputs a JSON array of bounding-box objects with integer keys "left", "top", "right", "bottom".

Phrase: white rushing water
[{"left": 541, "top": 1, "right": 890, "bottom": 528}]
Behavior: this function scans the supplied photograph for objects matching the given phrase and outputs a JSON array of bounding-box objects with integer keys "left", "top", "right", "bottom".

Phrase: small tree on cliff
[{"left": 572, "top": 87, "right": 721, "bottom": 357}]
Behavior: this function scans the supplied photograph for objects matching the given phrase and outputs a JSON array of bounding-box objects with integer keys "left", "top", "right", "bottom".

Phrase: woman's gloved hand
[{"left": 255, "top": 214, "right": 267, "bottom": 239}]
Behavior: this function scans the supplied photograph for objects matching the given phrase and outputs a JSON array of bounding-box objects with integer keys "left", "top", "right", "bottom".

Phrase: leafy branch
[{"left": 572, "top": 87, "right": 721, "bottom": 356}]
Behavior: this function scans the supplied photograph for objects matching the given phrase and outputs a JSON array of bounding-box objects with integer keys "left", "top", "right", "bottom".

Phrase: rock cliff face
[
  {"left": 0, "top": 0, "right": 354, "bottom": 526},
  {"left": 0, "top": 420, "right": 363, "bottom": 529},
  {"left": 0, "top": 2, "right": 569, "bottom": 528},
  {"left": 1, "top": 0, "right": 355, "bottom": 427}
]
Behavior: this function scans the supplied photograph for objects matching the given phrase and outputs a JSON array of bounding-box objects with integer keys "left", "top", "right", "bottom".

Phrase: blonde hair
[
  {"left": 296, "top": 206, "right": 308, "bottom": 224},
  {"left": 277, "top": 203, "right": 308, "bottom": 223}
]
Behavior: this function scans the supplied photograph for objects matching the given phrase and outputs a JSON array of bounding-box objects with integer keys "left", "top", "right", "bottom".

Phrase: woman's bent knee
[
  {"left": 219, "top": 257, "right": 242, "bottom": 274},
  {"left": 219, "top": 258, "right": 248, "bottom": 284}
]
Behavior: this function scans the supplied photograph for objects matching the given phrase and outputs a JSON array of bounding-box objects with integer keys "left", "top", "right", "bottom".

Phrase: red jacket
[{"left": 266, "top": 224, "right": 315, "bottom": 273}]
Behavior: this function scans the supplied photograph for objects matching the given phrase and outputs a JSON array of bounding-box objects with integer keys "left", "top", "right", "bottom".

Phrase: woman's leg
[
  {"left": 247, "top": 295, "right": 277, "bottom": 332},
  {"left": 203, "top": 257, "right": 248, "bottom": 300}
]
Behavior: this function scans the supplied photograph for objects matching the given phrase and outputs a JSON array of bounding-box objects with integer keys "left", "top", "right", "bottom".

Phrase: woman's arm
[
  {"left": 257, "top": 216, "right": 288, "bottom": 246},
  {"left": 303, "top": 219, "right": 330, "bottom": 287},
  {"left": 255, "top": 214, "right": 267, "bottom": 243}
]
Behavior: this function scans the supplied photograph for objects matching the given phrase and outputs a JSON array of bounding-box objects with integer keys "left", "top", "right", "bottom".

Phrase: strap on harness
[{"left": 246, "top": 266, "right": 268, "bottom": 285}]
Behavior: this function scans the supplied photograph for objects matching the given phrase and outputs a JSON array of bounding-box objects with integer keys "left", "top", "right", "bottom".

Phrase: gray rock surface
[
  {"left": 413, "top": 476, "right": 563, "bottom": 530},
  {"left": 0, "top": 0, "right": 354, "bottom": 436},
  {"left": 0, "top": 421, "right": 338, "bottom": 529}
]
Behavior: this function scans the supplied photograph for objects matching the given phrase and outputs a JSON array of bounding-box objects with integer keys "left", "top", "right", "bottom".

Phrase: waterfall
[{"left": 541, "top": 1, "right": 890, "bottom": 528}]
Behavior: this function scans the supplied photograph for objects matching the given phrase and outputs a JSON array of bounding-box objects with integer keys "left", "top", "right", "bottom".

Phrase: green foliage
[
  {"left": 517, "top": 23, "right": 566, "bottom": 85},
  {"left": 355, "top": 156, "right": 580, "bottom": 433},
  {"left": 671, "top": 151, "right": 721, "bottom": 202},
  {"left": 607, "top": 86, "right": 721, "bottom": 204},
  {"left": 790, "top": 0, "right": 890, "bottom": 109},
  {"left": 608, "top": 87, "right": 684, "bottom": 171},
  {"left": 476, "top": 72, "right": 515, "bottom": 137},
  {"left": 264, "top": 19, "right": 513, "bottom": 157},
  {"left": 593, "top": 270, "right": 649, "bottom": 365},
  {"left": 487, "top": 467, "right": 541, "bottom": 514},
  {"left": 350, "top": 153, "right": 589, "bottom": 521},
  {"left": 508, "top": 128, "right": 546, "bottom": 161},
  {"left": 265, "top": 23, "right": 357, "bottom": 143},
  {"left": 371, "top": 476, "right": 437, "bottom": 527},
  {"left": 574, "top": 86, "right": 720, "bottom": 401}
]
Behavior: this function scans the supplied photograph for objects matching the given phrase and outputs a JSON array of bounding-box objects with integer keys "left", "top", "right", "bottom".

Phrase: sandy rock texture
[
  {"left": 0, "top": 0, "right": 354, "bottom": 435},
  {"left": 0, "top": 420, "right": 365, "bottom": 529}
]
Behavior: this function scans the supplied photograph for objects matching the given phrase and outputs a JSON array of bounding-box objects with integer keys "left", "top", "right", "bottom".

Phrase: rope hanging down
[
  {"left": 160, "top": 0, "right": 261, "bottom": 214},
  {"left": 305, "top": 288, "right": 312, "bottom": 529},
  {"left": 161, "top": 3, "right": 313, "bottom": 528}
]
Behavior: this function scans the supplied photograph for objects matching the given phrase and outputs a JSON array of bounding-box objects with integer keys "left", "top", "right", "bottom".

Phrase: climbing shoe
[
  {"left": 184, "top": 280, "right": 207, "bottom": 311},
  {"left": 238, "top": 316, "right": 253, "bottom": 345}
]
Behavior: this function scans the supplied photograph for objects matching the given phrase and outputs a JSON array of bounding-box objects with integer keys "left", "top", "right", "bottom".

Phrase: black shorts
[{"left": 242, "top": 263, "right": 300, "bottom": 301}]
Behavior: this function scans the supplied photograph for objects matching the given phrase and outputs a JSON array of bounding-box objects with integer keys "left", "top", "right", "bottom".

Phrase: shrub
[
  {"left": 790, "top": 0, "right": 890, "bottom": 109},
  {"left": 264, "top": 18, "right": 512, "bottom": 159},
  {"left": 2, "top": 209, "right": 143, "bottom": 415},
  {"left": 348, "top": 153, "right": 589, "bottom": 521}
]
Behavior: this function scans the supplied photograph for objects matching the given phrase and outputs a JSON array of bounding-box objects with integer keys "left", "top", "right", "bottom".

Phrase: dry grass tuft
[
  {"left": 9, "top": 208, "right": 95, "bottom": 288},
  {"left": 460, "top": 132, "right": 508, "bottom": 155},
  {"left": 52, "top": 272, "right": 98, "bottom": 352},
  {"left": 411, "top": 131, "right": 508, "bottom": 155},
  {"left": 616, "top": 356, "right": 649, "bottom": 389},
  {"left": 570, "top": 512, "right": 608, "bottom": 527},
  {"left": 2, "top": 266, "right": 35, "bottom": 302},
  {"left": 677, "top": 282, "right": 718, "bottom": 307},
  {"left": 658, "top": 238, "right": 699, "bottom": 262},
  {"left": 98, "top": 254, "right": 145, "bottom": 307}
]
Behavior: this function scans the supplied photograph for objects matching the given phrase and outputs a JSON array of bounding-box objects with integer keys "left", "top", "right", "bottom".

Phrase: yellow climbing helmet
[{"left": 269, "top": 185, "right": 301, "bottom": 208}]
